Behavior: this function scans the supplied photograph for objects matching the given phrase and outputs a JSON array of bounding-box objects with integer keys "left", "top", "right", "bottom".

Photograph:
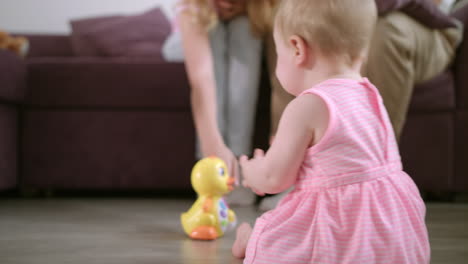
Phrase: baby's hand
[
  {"left": 239, "top": 149, "right": 266, "bottom": 196},
  {"left": 242, "top": 183, "right": 265, "bottom": 197},
  {"left": 251, "top": 148, "right": 265, "bottom": 159}
]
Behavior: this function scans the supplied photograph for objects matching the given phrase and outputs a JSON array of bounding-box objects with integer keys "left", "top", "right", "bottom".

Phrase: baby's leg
[{"left": 232, "top": 222, "right": 252, "bottom": 258}]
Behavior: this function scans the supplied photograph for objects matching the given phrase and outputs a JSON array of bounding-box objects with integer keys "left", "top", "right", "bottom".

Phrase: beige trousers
[
  {"left": 363, "top": 12, "right": 462, "bottom": 139},
  {"left": 269, "top": 12, "right": 463, "bottom": 140}
]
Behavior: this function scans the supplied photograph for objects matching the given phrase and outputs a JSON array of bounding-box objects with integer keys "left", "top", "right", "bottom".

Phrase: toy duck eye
[{"left": 218, "top": 167, "right": 225, "bottom": 177}]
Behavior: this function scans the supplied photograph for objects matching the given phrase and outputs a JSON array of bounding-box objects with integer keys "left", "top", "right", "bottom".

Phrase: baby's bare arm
[{"left": 240, "top": 94, "right": 329, "bottom": 194}]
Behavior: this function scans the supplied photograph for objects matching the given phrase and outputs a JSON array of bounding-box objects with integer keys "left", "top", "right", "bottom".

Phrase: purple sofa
[
  {"left": 0, "top": 3, "right": 467, "bottom": 193},
  {"left": 400, "top": 4, "right": 468, "bottom": 193},
  {"left": 0, "top": 50, "right": 26, "bottom": 190},
  {"left": 19, "top": 35, "right": 195, "bottom": 190}
]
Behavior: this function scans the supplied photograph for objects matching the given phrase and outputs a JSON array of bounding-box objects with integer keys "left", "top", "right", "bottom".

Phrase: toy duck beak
[{"left": 227, "top": 177, "right": 235, "bottom": 191}]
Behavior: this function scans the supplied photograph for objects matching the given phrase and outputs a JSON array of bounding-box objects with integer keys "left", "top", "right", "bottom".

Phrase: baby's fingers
[
  {"left": 252, "top": 187, "right": 265, "bottom": 196},
  {"left": 242, "top": 180, "right": 264, "bottom": 196},
  {"left": 254, "top": 149, "right": 265, "bottom": 158},
  {"left": 239, "top": 155, "right": 249, "bottom": 165}
]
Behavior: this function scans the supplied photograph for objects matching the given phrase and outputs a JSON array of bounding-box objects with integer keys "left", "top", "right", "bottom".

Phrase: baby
[{"left": 232, "top": 0, "right": 430, "bottom": 263}]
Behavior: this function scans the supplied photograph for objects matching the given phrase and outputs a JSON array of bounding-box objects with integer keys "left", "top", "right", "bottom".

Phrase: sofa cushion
[
  {"left": 409, "top": 71, "right": 455, "bottom": 112},
  {"left": 25, "top": 57, "right": 190, "bottom": 109},
  {"left": 70, "top": 16, "right": 123, "bottom": 57},
  {"left": 0, "top": 50, "right": 27, "bottom": 103},
  {"left": 70, "top": 8, "right": 171, "bottom": 58}
]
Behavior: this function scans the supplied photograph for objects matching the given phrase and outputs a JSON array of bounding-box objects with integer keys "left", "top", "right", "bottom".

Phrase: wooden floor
[{"left": 0, "top": 199, "right": 467, "bottom": 264}]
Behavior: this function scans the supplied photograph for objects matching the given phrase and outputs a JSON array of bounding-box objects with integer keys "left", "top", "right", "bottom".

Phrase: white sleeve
[
  {"left": 162, "top": 30, "right": 185, "bottom": 62},
  {"left": 440, "top": 0, "right": 457, "bottom": 13}
]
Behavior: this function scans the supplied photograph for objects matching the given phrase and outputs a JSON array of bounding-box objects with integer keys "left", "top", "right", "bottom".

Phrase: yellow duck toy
[{"left": 181, "top": 157, "right": 237, "bottom": 240}]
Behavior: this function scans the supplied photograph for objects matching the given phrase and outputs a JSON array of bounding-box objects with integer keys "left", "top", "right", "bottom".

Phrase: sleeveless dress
[{"left": 244, "top": 78, "right": 430, "bottom": 264}]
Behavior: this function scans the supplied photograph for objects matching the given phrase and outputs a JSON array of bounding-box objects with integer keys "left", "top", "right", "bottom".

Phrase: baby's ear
[{"left": 289, "top": 35, "right": 310, "bottom": 67}]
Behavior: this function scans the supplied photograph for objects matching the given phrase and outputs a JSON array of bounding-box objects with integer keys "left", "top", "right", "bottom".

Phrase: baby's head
[{"left": 274, "top": 0, "right": 377, "bottom": 94}]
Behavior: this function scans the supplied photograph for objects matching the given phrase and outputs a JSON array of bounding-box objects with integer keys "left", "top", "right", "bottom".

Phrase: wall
[{"left": 0, "top": 0, "right": 175, "bottom": 33}]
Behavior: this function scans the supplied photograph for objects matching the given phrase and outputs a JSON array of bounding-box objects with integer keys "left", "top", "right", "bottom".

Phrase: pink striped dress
[{"left": 244, "top": 78, "right": 430, "bottom": 264}]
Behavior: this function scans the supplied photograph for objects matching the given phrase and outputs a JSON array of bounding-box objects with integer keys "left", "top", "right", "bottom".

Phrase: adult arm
[{"left": 177, "top": 10, "right": 239, "bottom": 179}]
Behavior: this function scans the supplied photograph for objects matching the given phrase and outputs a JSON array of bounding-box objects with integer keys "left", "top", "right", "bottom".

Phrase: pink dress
[{"left": 244, "top": 78, "right": 430, "bottom": 264}]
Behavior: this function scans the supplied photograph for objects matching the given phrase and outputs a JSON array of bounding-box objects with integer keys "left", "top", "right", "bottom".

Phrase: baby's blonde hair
[
  {"left": 179, "top": 0, "right": 278, "bottom": 37},
  {"left": 275, "top": 0, "right": 377, "bottom": 64}
]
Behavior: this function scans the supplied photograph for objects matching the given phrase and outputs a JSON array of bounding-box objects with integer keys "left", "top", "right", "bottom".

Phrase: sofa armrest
[
  {"left": 376, "top": 0, "right": 458, "bottom": 28},
  {"left": 26, "top": 57, "right": 190, "bottom": 109},
  {"left": 452, "top": 3, "right": 468, "bottom": 108},
  {"left": 21, "top": 34, "right": 74, "bottom": 58},
  {"left": 0, "top": 50, "right": 27, "bottom": 103}
]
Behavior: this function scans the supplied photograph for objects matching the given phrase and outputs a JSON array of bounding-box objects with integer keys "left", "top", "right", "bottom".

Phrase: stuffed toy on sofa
[{"left": 0, "top": 31, "right": 29, "bottom": 57}]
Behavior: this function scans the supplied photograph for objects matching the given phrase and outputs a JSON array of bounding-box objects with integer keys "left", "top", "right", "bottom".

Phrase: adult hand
[
  {"left": 214, "top": 0, "right": 247, "bottom": 21},
  {"left": 211, "top": 144, "right": 240, "bottom": 185}
]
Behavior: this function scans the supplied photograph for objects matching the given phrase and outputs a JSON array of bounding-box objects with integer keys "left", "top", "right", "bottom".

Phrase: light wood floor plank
[{"left": 0, "top": 199, "right": 466, "bottom": 264}]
